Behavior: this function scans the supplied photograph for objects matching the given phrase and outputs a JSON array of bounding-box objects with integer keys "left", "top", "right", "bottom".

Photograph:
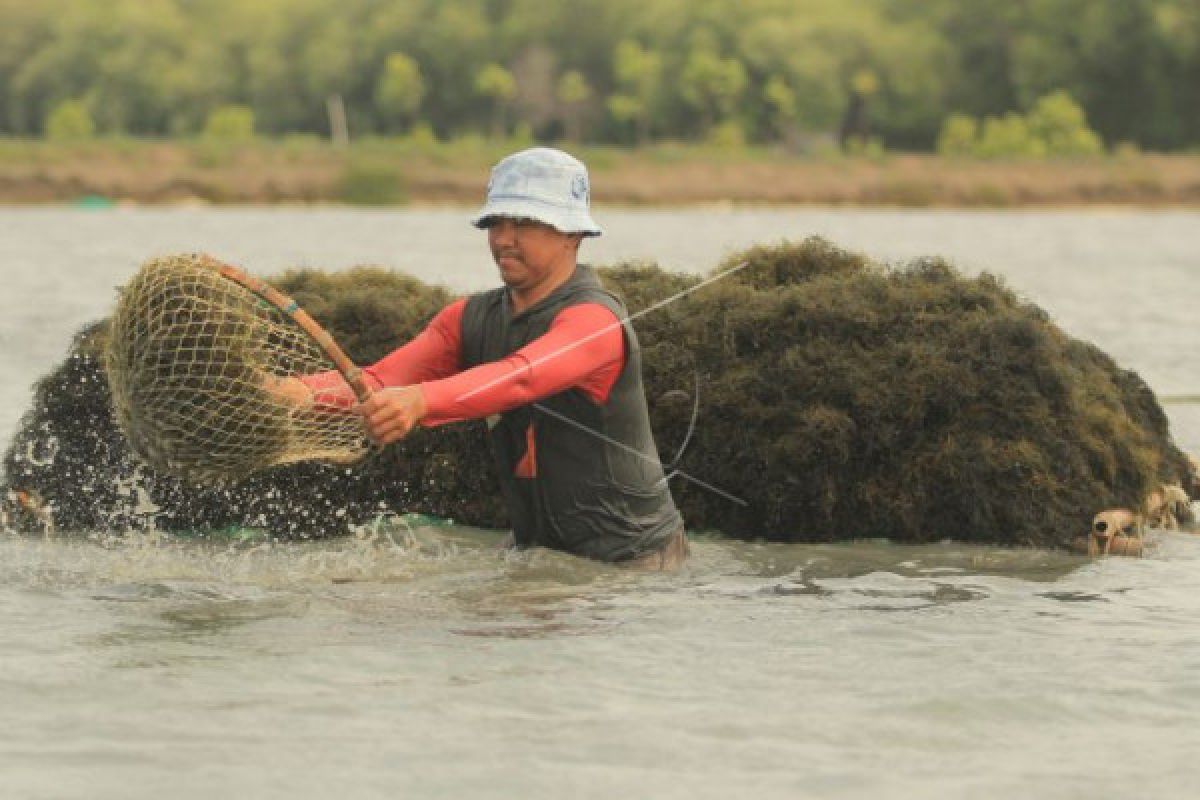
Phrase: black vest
[{"left": 460, "top": 265, "right": 683, "bottom": 561}]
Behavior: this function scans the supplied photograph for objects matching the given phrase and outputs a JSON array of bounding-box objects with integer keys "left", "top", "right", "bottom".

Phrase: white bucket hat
[{"left": 471, "top": 147, "right": 602, "bottom": 237}]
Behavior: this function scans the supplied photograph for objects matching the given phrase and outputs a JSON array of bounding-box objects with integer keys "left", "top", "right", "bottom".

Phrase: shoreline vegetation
[{"left": 3, "top": 138, "right": 1200, "bottom": 208}]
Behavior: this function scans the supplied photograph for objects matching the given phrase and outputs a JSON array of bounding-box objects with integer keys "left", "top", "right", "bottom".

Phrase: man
[{"left": 307, "top": 148, "right": 687, "bottom": 568}]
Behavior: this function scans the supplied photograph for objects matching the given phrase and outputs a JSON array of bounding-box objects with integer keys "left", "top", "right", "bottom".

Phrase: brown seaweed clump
[
  {"left": 2, "top": 239, "right": 1192, "bottom": 549},
  {"left": 620, "top": 240, "right": 1191, "bottom": 547}
]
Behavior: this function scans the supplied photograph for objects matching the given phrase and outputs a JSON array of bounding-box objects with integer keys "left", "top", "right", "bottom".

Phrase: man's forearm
[{"left": 418, "top": 303, "right": 624, "bottom": 426}]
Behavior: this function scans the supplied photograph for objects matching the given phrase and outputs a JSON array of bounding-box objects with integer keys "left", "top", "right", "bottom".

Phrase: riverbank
[{"left": 2, "top": 137, "right": 1200, "bottom": 207}]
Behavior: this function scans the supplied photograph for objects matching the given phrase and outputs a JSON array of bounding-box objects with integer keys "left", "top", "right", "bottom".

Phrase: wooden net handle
[{"left": 202, "top": 256, "right": 375, "bottom": 403}]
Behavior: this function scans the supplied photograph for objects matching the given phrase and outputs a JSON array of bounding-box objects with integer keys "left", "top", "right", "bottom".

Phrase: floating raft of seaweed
[{"left": 2, "top": 238, "right": 1194, "bottom": 549}]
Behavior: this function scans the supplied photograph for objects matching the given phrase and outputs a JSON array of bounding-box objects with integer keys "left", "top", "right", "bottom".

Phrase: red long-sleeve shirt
[{"left": 303, "top": 298, "right": 626, "bottom": 425}]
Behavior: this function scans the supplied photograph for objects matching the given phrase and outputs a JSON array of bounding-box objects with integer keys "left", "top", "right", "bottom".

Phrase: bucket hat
[{"left": 471, "top": 147, "right": 602, "bottom": 236}]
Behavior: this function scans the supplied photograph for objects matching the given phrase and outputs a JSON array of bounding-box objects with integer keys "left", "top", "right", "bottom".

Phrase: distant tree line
[{"left": 2, "top": 0, "right": 1198, "bottom": 151}]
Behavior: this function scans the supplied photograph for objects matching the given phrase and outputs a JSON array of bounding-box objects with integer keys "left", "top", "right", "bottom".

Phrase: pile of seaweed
[{"left": 3, "top": 239, "right": 1192, "bottom": 549}]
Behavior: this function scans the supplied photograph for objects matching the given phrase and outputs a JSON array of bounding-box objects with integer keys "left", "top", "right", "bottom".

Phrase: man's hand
[{"left": 358, "top": 386, "right": 428, "bottom": 445}]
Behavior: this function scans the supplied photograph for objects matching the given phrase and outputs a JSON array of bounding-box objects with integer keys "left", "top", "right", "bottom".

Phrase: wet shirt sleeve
[
  {"left": 418, "top": 302, "right": 626, "bottom": 427},
  {"left": 299, "top": 299, "right": 466, "bottom": 408},
  {"left": 362, "top": 299, "right": 466, "bottom": 388}
]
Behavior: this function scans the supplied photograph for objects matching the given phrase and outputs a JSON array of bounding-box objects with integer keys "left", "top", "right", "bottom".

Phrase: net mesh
[{"left": 105, "top": 254, "right": 369, "bottom": 484}]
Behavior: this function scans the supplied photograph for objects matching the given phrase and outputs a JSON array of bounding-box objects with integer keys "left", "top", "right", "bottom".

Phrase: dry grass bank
[{"left": 1, "top": 138, "right": 1199, "bottom": 207}]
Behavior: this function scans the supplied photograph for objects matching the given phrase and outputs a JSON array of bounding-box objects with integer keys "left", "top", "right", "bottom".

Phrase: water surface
[{"left": 2, "top": 208, "right": 1198, "bottom": 798}]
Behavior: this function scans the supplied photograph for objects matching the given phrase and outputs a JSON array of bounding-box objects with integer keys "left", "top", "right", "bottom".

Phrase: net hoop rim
[{"left": 200, "top": 254, "right": 374, "bottom": 403}]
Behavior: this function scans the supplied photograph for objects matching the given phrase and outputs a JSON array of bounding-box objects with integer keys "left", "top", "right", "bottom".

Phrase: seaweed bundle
[
  {"left": 624, "top": 240, "right": 1190, "bottom": 546},
  {"left": 2, "top": 239, "right": 1191, "bottom": 548}
]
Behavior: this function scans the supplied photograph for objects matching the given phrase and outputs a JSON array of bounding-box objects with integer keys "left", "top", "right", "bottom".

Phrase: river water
[{"left": 2, "top": 208, "right": 1198, "bottom": 799}]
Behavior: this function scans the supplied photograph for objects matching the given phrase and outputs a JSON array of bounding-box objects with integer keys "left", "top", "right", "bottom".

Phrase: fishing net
[{"left": 105, "top": 254, "right": 369, "bottom": 484}]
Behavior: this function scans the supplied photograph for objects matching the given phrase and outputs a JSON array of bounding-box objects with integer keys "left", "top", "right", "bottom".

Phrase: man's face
[{"left": 486, "top": 217, "right": 578, "bottom": 291}]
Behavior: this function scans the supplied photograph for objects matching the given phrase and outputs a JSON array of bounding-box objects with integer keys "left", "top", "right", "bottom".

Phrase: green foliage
[
  {"left": 606, "top": 93, "right": 643, "bottom": 129},
  {"left": 936, "top": 113, "right": 977, "bottom": 156},
  {"left": 556, "top": 70, "right": 591, "bottom": 141},
  {"left": 609, "top": 38, "right": 663, "bottom": 142},
  {"left": 474, "top": 63, "right": 516, "bottom": 102},
  {"left": 679, "top": 43, "right": 747, "bottom": 135},
  {"left": 44, "top": 98, "right": 94, "bottom": 140},
  {"left": 706, "top": 119, "right": 746, "bottom": 149},
  {"left": 510, "top": 121, "right": 535, "bottom": 148},
  {"left": 202, "top": 104, "right": 255, "bottom": 141},
  {"left": 375, "top": 52, "right": 424, "bottom": 132},
  {"left": 474, "top": 63, "right": 515, "bottom": 135},
  {"left": 1026, "top": 90, "right": 1104, "bottom": 156},
  {"left": 1, "top": 0, "right": 1198, "bottom": 150},
  {"left": 850, "top": 68, "right": 879, "bottom": 97},
  {"left": 405, "top": 121, "right": 438, "bottom": 149},
  {"left": 762, "top": 75, "right": 796, "bottom": 134},
  {"left": 556, "top": 70, "right": 591, "bottom": 106},
  {"left": 939, "top": 91, "right": 1105, "bottom": 158},
  {"left": 976, "top": 113, "right": 1044, "bottom": 159}
]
